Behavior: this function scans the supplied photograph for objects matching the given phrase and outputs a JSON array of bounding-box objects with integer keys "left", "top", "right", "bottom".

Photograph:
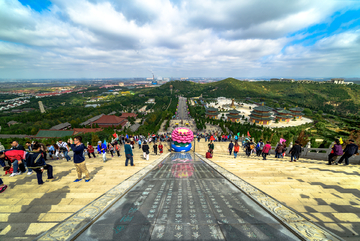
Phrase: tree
[{"left": 91, "top": 134, "right": 100, "bottom": 146}]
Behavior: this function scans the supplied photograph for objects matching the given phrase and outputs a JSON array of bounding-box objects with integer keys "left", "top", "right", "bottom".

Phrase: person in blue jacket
[
  {"left": 97, "top": 141, "right": 107, "bottom": 162},
  {"left": 124, "top": 140, "right": 135, "bottom": 166},
  {"left": 70, "top": 136, "right": 90, "bottom": 182}
]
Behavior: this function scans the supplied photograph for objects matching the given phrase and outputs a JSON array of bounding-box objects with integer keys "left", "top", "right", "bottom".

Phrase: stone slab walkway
[
  {"left": 0, "top": 144, "right": 171, "bottom": 240},
  {"left": 195, "top": 141, "right": 360, "bottom": 241}
]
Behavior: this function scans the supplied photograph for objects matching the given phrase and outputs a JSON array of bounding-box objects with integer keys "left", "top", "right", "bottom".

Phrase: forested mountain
[{"left": 155, "top": 78, "right": 360, "bottom": 115}]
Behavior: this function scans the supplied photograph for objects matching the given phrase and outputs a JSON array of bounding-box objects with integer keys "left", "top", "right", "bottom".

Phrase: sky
[{"left": 1, "top": 0, "right": 360, "bottom": 79}]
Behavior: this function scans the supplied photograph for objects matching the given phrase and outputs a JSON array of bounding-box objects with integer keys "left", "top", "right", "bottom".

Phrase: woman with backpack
[{"left": 256, "top": 139, "right": 264, "bottom": 157}]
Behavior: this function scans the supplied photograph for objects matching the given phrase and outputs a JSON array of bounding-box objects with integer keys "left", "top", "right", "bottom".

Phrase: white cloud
[{"left": 0, "top": 0, "right": 358, "bottom": 78}]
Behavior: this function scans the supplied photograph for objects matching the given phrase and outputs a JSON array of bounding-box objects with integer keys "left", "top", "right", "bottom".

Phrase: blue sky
[{"left": 1, "top": 0, "right": 360, "bottom": 79}]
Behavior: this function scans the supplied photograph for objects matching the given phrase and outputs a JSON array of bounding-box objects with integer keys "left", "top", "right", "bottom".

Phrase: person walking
[
  {"left": 124, "top": 140, "right": 135, "bottom": 166},
  {"left": 97, "top": 141, "right": 107, "bottom": 162},
  {"left": 337, "top": 139, "right": 358, "bottom": 165},
  {"left": 70, "top": 136, "right": 90, "bottom": 182},
  {"left": 275, "top": 142, "right": 284, "bottom": 158},
  {"left": 116, "top": 142, "right": 121, "bottom": 157},
  {"left": 245, "top": 139, "right": 254, "bottom": 157},
  {"left": 289, "top": 141, "right": 302, "bottom": 162},
  {"left": 158, "top": 142, "right": 163, "bottom": 154},
  {"left": 153, "top": 142, "right": 158, "bottom": 155},
  {"left": 234, "top": 141, "right": 240, "bottom": 158},
  {"left": 262, "top": 141, "right": 272, "bottom": 160},
  {"left": 142, "top": 141, "right": 150, "bottom": 160},
  {"left": 228, "top": 140, "right": 234, "bottom": 155},
  {"left": 87, "top": 143, "right": 96, "bottom": 158},
  {"left": 138, "top": 139, "right": 142, "bottom": 149},
  {"left": 208, "top": 141, "right": 214, "bottom": 154},
  {"left": 256, "top": 139, "right": 264, "bottom": 157},
  {"left": 327, "top": 139, "right": 343, "bottom": 165}
]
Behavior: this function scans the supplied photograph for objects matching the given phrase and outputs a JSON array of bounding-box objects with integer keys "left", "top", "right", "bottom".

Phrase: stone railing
[{"left": 268, "top": 142, "right": 360, "bottom": 164}]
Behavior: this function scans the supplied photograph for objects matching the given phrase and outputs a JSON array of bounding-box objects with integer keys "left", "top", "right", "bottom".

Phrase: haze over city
[{"left": 1, "top": 0, "right": 360, "bottom": 79}]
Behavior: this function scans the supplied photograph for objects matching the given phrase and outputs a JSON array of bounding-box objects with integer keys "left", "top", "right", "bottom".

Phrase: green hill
[{"left": 155, "top": 78, "right": 360, "bottom": 115}]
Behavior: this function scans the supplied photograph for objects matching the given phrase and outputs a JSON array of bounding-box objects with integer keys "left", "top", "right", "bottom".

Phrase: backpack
[
  {"left": 259, "top": 142, "right": 264, "bottom": 150},
  {"left": 234, "top": 146, "right": 240, "bottom": 152},
  {"left": 250, "top": 144, "right": 255, "bottom": 150}
]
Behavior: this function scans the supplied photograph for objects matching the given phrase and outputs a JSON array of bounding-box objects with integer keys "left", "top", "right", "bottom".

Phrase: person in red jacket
[
  {"left": 87, "top": 143, "right": 96, "bottom": 158},
  {"left": 0, "top": 149, "right": 26, "bottom": 177},
  {"left": 262, "top": 141, "right": 272, "bottom": 160},
  {"left": 206, "top": 150, "right": 212, "bottom": 159}
]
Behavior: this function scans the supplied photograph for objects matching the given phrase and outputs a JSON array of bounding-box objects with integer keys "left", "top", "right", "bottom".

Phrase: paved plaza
[{"left": 0, "top": 141, "right": 359, "bottom": 240}]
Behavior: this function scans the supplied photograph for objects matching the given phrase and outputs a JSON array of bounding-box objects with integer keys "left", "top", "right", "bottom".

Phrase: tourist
[
  {"left": 11, "top": 141, "right": 25, "bottom": 151},
  {"left": 159, "top": 142, "right": 163, "bottom": 154},
  {"left": 97, "top": 141, "right": 107, "bottom": 162},
  {"left": 115, "top": 142, "right": 121, "bottom": 157},
  {"left": 0, "top": 178, "right": 7, "bottom": 193},
  {"left": 289, "top": 141, "right": 302, "bottom": 162},
  {"left": 70, "top": 136, "right": 90, "bottom": 182},
  {"left": 256, "top": 139, "right": 264, "bottom": 157},
  {"left": 275, "top": 142, "right": 284, "bottom": 158},
  {"left": 206, "top": 150, "right": 212, "bottom": 159},
  {"left": 262, "top": 141, "right": 272, "bottom": 160},
  {"left": 326, "top": 139, "right": 343, "bottom": 165},
  {"left": 87, "top": 143, "right": 96, "bottom": 158},
  {"left": 138, "top": 139, "right": 142, "bottom": 149},
  {"left": 142, "top": 141, "right": 150, "bottom": 160},
  {"left": 25, "top": 142, "right": 32, "bottom": 151},
  {"left": 197, "top": 136, "right": 201, "bottom": 142},
  {"left": 53, "top": 143, "right": 60, "bottom": 159},
  {"left": 336, "top": 139, "right": 359, "bottom": 165},
  {"left": 47, "top": 144, "right": 55, "bottom": 159},
  {"left": 58, "top": 140, "right": 71, "bottom": 161},
  {"left": 109, "top": 144, "right": 114, "bottom": 157},
  {"left": 228, "top": 140, "right": 234, "bottom": 155},
  {"left": 0, "top": 149, "right": 26, "bottom": 177},
  {"left": 25, "top": 143, "right": 54, "bottom": 185},
  {"left": 208, "top": 141, "right": 214, "bottom": 154},
  {"left": 234, "top": 141, "right": 240, "bottom": 158},
  {"left": 153, "top": 142, "right": 158, "bottom": 155},
  {"left": 124, "top": 140, "right": 135, "bottom": 166},
  {"left": 245, "top": 139, "right": 254, "bottom": 157}
]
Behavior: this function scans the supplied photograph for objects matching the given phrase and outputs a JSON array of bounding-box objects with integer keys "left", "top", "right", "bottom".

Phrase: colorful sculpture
[{"left": 171, "top": 127, "right": 194, "bottom": 152}]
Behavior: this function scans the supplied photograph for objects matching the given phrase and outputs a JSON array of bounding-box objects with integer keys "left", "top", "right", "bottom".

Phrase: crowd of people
[
  {"left": 203, "top": 134, "right": 358, "bottom": 166},
  {"left": 0, "top": 134, "right": 171, "bottom": 194}
]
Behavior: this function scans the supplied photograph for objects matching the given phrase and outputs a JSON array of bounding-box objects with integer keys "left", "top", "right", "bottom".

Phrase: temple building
[
  {"left": 249, "top": 106, "right": 273, "bottom": 125},
  {"left": 289, "top": 107, "right": 304, "bottom": 119},
  {"left": 274, "top": 109, "right": 293, "bottom": 123},
  {"left": 205, "top": 107, "right": 219, "bottom": 119},
  {"left": 227, "top": 109, "right": 241, "bottom": 123}
]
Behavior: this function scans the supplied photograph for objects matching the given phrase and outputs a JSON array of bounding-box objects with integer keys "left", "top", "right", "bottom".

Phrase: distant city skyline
[{"left": 1, "top": 0, "right": 360, "bottom": 79}]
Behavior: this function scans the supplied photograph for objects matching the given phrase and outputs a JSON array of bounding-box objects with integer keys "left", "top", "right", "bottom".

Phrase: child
[
  {"left": 4, "top": 166, "right": 13, "bottom": 175},
  {"left": 116, "top": 143, "right": 121, "bottom": 157},
  {"left": 87, "top": 143, "right": 96, "bottom": 158},
  {"left": 109, "top": 144, "right": 114, "bottom": 157},
  {"left": 25, "top": 143, "right": 54, "bottom": 185}
]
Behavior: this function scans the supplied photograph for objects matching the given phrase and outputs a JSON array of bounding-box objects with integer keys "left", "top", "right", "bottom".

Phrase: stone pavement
[
  {"left": 195, "top": 140, "right": 360, "bottom": 241},
  {"left": 0, "top": 144, "right": 172, "bottom": 240}
]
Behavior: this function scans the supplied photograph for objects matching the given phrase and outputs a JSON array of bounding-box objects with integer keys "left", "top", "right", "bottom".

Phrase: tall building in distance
[{"left": 38, "top": 101, "right": 46, "bottom": 113}]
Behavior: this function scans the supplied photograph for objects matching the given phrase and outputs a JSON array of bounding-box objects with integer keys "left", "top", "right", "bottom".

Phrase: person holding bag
[{"left": 142, "top": 141, "right": 150, "bottom": 161}]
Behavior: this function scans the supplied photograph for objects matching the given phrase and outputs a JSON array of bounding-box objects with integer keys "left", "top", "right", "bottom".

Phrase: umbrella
[{"left": 210, "top": 136, "right": 215, "bottom": 141}]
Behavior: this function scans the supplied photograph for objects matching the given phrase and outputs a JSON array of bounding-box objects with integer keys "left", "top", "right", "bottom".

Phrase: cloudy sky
[{"left": 1, "top": 0, "right": 360, "bottom": 79}]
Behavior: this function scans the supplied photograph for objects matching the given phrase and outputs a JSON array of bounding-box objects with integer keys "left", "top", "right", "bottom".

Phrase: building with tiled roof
[
  {"left": 205, "top": 107, "right": 219, "bottom": 119},
  {"left": 120, "top": 113, "right": 138, "bottom": 118},
  {"left": 92, "top": 115, "right": 128, "bottom": 128},
  {"left": 249, "top": 106, "right": 273, "bottom": 125},
  {"left": 274, "top": 109, "right": 293, "bottom": 123},
  {"left": 50, "top": 122, "right": 71, "bottom": 130},
  {"left": 72, "top": 128, "right": 103, "bottom": 135},
  {"left": 33, "top": 130, "right": 75, "bottom": 139},
  {"left": 227, "top": 110, "right": 241, "bottom": 123},
  {"left": 289, "top": 107, "right": 304, "bottom": 119}
]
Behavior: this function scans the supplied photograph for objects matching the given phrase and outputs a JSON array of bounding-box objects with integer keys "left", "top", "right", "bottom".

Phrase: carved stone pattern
[{"left": 196, "top": 153, "right": 342, "bottom": 241}]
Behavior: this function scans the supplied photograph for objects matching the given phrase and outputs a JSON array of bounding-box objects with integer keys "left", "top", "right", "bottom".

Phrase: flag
[
  {"left": 112, "top": 133, "right": 117, "bottom": 138},
  {"left": 339, "top": 137, "right": 343, "bottom": 145},
  {"left": 104, "top": 140, "right": 107, "bottom": 146},
  {"left": 247, "top": 131, "right": 251, "bottom": 137},
  {"left": 280, "top": 138, "right": 286, "bottom": 144},
  {"left": 237, "top": 132, "right": 240, "bottom": 136}
]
